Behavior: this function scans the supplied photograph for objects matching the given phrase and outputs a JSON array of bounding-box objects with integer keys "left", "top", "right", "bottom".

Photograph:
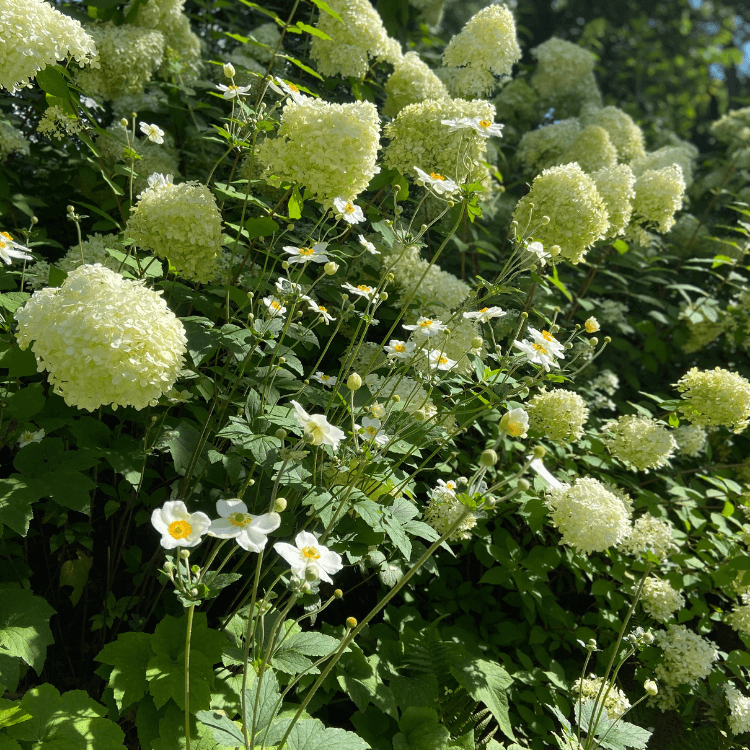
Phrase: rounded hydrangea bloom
[
  {"left": 632, "top": 165, "right": 685, "bottom": 233},
  {"left": 573, "top": 675, "right": 631, "bottom": 719},
  {"left": 654, "top": 625, "right": 719, "bottom": 691},
  {"left": 603, "top": 415, "right": 677, "bottom": 471},
  {"left": 530, "top": 38, "right": 596, "bottom": 100},
  {"left": 0, "top": 120, "right": 29, "bottom": 160},
  {"left": 0, "top": 0, "right": 99, "bottom": 92},
  {"left": 258, "top": 98, "right": 380, "bottom": 205},
  {"left": 76, "top": 22, "right": 164, "bottom": 100},
  {"left": 545, "top": 477, "right": 632, "bottom": 554},
  {"left": 591, "top": 164, "right": 636, "bottom": 237},
  {"left": 631, "top": 144, "right": 697, "bottom": 187},
  {"left": 527, "top": 388, "right": 589, "bottom": 443},
  {"left": 424, "top": 481, "right": 477, "bottom": 541},
  {"left": 126, "top": 178, "right": 223, "bottom": 283},
  {"left": 726, "top": 594, "right": 750, "bottom": 636},
  {"left": 619, "top": 514, "right": 676, "bottom": 560},
  {"left": 512, "top": 163, "right": 609, "bottom": 264},
  {"left": 712, "top": 107, "right": 750, "bottom": 148},
  {"left": 675, "top": 366, "right": 750, "bottom": 433},
  {"left": 384, "top": 52, "right": 449, "bottom": 117},
  {"left": 726, "top": 684, "right": 750, "bottom": 736},
  {"left": 310, "top": 0, "right": 400, "bottom": 79},
  {"left": 517, "top": 118, "right": 581, "bottom": 173},
  {"left": 14, "top": 264, "right": 187, "bottom": 411},
  {"left": 641, "top": 577, "right": 684, "bottom": 622},
  {"left": 442, "top": 5, "right": 521, "bottom": 97},
  {"left": 558, "top": 125, "right": 617, "bottom": 174},
  {"left": 674, "top": 423, "right": 707, "bottom": 457},
  {"left": 580, "top": 105, "right": 646, "bottom": 162},
  {"left": 384, "top": 97, "right": 495, "bottom": 183}
]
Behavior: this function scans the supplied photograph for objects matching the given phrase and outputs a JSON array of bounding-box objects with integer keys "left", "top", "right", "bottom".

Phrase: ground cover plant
[{"left": 1, "top": 1, "right": 750, "bottom": 749}]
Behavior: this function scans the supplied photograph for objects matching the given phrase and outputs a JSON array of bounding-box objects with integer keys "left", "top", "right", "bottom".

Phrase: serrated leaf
[
  {"left": 282, "top": 719, "right": 369, "bottom": 750},
  {"left": 196, "top": 710, "right": 244, "bottom": 747},
  {"left": 95, "top": 632, "right": 154, "bottom": 711},
  {"left": 146, "top": 650, "right": 213, "bottom": 711},
  {"left": 0, "top": 589, "right": 55, "bottom": 674},
  {"left": 244, "top": 669, "right": 279, "bottom": 735}
]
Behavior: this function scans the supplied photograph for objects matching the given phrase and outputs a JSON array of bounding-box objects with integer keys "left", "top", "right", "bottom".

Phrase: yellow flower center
[
  {"left": 318, "top": 306, "right": 327, "bottom": 312},
  {"left": 541, "top": 330, "right": 555, "bottom": 341},
  {"left": 419, "top": 319, "right": 434, "bottom": 327},
  {"left": 301, "top": 546, "right": 321, "bottom": 560},
  {"left": 271, "top": 301, "right": 281, "bottom": 310},
  {"left": 228, "top": 85, "right": 238, "bottom": 90},
  {"left": 20, "top": 431, "right": 34, "bottom": 441},
  {"left": 446, "top": 482, "right": 456, "bottom": 490},
  {"left": 1, "top": 232, "right": 13, "bottom": 241},
  {"left": 438, "top": 356, "right": 448, "bottom": 365},
  {"left": 364, "top": 426, "right": 377, "bottom": 437},
  {"left": 394, "top": 344, "right": 406, "bottom": 352},
  {"left": 479, "top": 307, "right": 489, "bottom": 313},
  {"left": 532, "top": 343, "right": 547, "bottom": 354},
  {"left": 479, "top": 119, "right": 492, "bottom": 128},
  {"left": 299, "top": 247, "right": 314, "bottom": 256},
  {"left": 357, "top": 284, "right": 371, "bottom": 292},
  {"left": 585, "top": 322, "right": 597, "bottom": 333},
  {"left": 507, "top": 422, "right": 525, "bottom": 437},
  {"left": 168, "top": 520, "right": 192, "bottom": 539},
  {"left": 320, "top": 375, "right": 330, "bottom": 381},
  {"left": 229, "top": 512, "right": 251, "bottom": 527},
  {"left": 345, "top": 202, "right": 355, "bottom": 213},
  {"left": 430, "top": 172, "right": 445, "bottom": 180},
  {"left": 289, "top": 83, "right": 300, "bottom": 92}
]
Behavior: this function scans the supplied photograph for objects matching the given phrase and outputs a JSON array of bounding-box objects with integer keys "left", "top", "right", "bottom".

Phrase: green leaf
[
  {"left": 48, "top": 265, "right": 68, "bottom": 287},
  {"left": 151, "top": 612, "right": 227, "bottom": 664},
  {"left": 612, "top": 239, "right": 629, "bottom": 254},
  {"left": 309, "top": 0, "right": 342, "bottom": 22},
  {"left": 0, "top": 477, "right": 37, "bottom": 536},
  {"left": 597, "top": 720, "right": 652, "bottom": 750},
  {"left": 244, "top": 669, "right": 279, "bottom": 735},
  {"left": 0, "top": 292, "right": 30, "bottom": 314},
  {"left": 96, "top": 632, "right": 154, "bottom": 711},
  {"left": 545, "top": 268, "right": 572, "bottom": 302},
  {"left": 0, "top": 347, "right": 38, "bottom": 377},
  {"left": 59, "top": 549, "right": 92, "bottom": 606},
  {"left": 146, "top": 650, "right": 213, "bottom": 711},
  {"left": 4, "top": 383, "right": 45, "bottom": 422},
  {"left": 281, "top": 719, "right": 368, "bottom": 750},
  {"left": 393, "top": 707, "right": 449, "bottom": 750},
  {"left": 0, "top": 588, "right": 55, "bottom": 674},
  {"left": 288, "top": 186, "right": 303, "bottom": 220},
  {"left": 0, "top": 699, "right": 31, "bottom": 730},
  {"left": 295, "top": 20, "right": 331, "bottom": 38},
  {"left": 245, "top": 216, "right": 280, "bottom": 239},
  {"left": 36, "top": 67, "right": 72, "bottom": 99},
  {"left": 196, "top": 710, "right": 244, "bottom": 747}
]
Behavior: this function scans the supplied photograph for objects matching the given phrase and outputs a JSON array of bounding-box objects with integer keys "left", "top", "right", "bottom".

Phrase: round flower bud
[
  {"left": 14, "top": 264, "right": 187, "bottom": 412},
  {"left": 589, "top": 337, "right": 598, "bottom": 347},
  {"left": 380, "top": 291, "right": 388, "bottom": 301},
  {"left": 119, "top": 117, "right": 129, "bottom": 127},
  {"left": 223, "top": 62, "right": 236, "bottom": 78},
  {"left": 532, "top": 445, "right": 546, "bottom": 459},
  {"left": 163, "top": 561, "right": 174, "bottom": 573},
  {"left": 273, "top": 497, "right": 287, "bottom": 512},
  {"left": 527, "top": 388, "right": 589, "bottom": 443},
  {"left": 275, "top": 428, "right": 287, "bottom": 440},
  {"left": 281, "top": 261, "right": 290, "bottom": 270},
  {"left": 325, "top": 261, "right": 339, "bottom": 275},
  {"left": 602, "top": 415, "right": 677, "bottom": 471},
  {"left": 190, "top": 587, "right": 199, "bottom": 597},
  {"left": 586, "top": 639, "right": 597, "bottom": 651},
  {"left": 180, "top": 549, "right": 191, "bottom": 559},
  {"left": 517, "top": 478, "right": 530, "bottom": 491},
  {"left": 346, "top": 616, "right": 358, "bottom": 629},
  {"left": 675, "top": 366, "right": 750, "bottom": 433},
  {"left": 334, "top": 589, "right": 343, "bottom": 599},
  {"left": 413, "top": 409, "right": 426, "bottom": 421},
  {"left": 480, "top": 449, "right": 498, "bottom": 467},
  {"left": 644, "top": 680, "right": 658, "bottom": 696},
  {"left": 471, "top": 336, "right": 483, "bottom": 349},
  {"left": 347, "top": 373, "right": 363, "bottom": 391},
  {"left": 305, "top": 564, "right": 320, "bottom": 582}
]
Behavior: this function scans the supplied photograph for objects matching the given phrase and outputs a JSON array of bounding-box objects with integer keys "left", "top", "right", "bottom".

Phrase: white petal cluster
[
  {"left": 675, "top": 366, "right": 750, "bottom": 433},
  {"left": 580, "top": 105, "right": 646, "bottom": 162},
  {"left": 641, "top": 577, "right": 684, "bottom": 622},
  {"left": 557, "top": 125, "right": 617, "bottom": 174},
  {"left": 527, "top": 388, "right": 589, "bottom": 443},
  {"left": 424, "top": 482, "right": 476, "bottom": 541},
  {"left": 0, "top": 0, "right": 99, "bottom": 92},
  {"left": 384, "top": 52, "right": 449, "bottom": 118},
  {"left": 512, "top": 163, "right": 609, "bottom": 264},
  {"left": 618, "top": 514, "right": 676, "bottom": 560},
  {"left": 674, "top": 423, "right": 707, "bottom": 458},
  {"left": 383, "top": 97, "right": 495, "bottom": 184},
  {"left": 441, "top": 5, "right": 521, "bottom": 97},
  {"left": 310, "top": 0, "right": 400, "bottom": 79},
  {"left": 603, "top": 415, "right": 677, "bottom": 471},
  {"left": 726, "top": 684, "right": 750, "bottom": 736},
  {"left": 632, "top": 165, "right": 685, "bottom": 233},
  {"left": 530, "top": 38, "right": 596, "bottom": 100},
  {"left": 572, "top": 675, "right": 631, "bottom": 719},
  {"left": 545, "top": 478, "right": 632, "bottom": 554},
  {"left": 653, "top": 625, "right": 719, "bottom": 696},
  {"left": 591, "top": 164, "right": 636, "bottom": 237},
  {"left": 258, "top": 98, "right": 380, "bottom": 205},
  {"left": 631, "top": 144, "right": 697, "bottom": 187},
  {"left": 275, "top": 531, "right": 343, "bottom": 583},
  {"left": 76, "top": 22, "right": 164, "bottom": 100},
  {"left": 126, "top": 179, "right": 223, "bottom": 283},
  {"left": 726, "top": 594, "right": 750, "bottom": 636},
  {"left": 14, "top": 264, "right": 187, "bottom": 411},
  {"left": 0, "top": 120, "right": 29, "bottom": 160},
  {"left": 517, "top": 118, "right": 581, "bottom": 172}
]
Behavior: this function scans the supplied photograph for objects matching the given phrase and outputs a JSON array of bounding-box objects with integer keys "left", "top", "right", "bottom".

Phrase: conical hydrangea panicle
[
  {"left": 14, "top": 264, "right": 187, "bottom": 411},
  {"left": 675, "top": 366, "right": 750, "bottom": 433},
  {"left": 530, "top": 38, "right": 595, "bottom": 100},
  {"left": 580, "top": 105, "right": 646, "bottom": 162},
  {"left": 591, "top": 163, "right": 636, "bottom": 237},
  {"left": 384, "top": 52, "right": 449, "bottom": 118}
]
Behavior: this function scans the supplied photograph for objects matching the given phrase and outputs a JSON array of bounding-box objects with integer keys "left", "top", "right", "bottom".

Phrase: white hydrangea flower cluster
[
  {"left": 310, "top": 0, "right": 400, "bottom": 79},
  {"left": 0, "top": 120, "right": 30, "bottom": 160},
  {"left": 14, "top": 264, "right": 186, "bottom": 411},
  {"left": 126, "top": 178, "right": 223, "bottom": 283},
  {"left": 512, "top": 163, "right": 609, "bottom": 264},
  {"left": 619, "top": 514, "right": 677, "bottom": 560},
  {"left": 75, "top": 22, "right": 164, "bottom": 100},
  {"left": 675, "top": 366, "right": 750, "bottom": 433},
  {"left": 527, "top": 388, "right": 589, "bottom": 443},
  {"left": 530, "top": 38, "right": 596, "bottom": 100},
  {"left": 641, "top": 577, "right": 684, "bottom": 622},
  {"left": 726, "top": 683, "right": 750, "bottom": 736},
  {"left": 674, "top": 423, "right": 707, "bottom": 457},
  {"left": 545, "top": 477, "right": 632, "bottom": 554},
  {"left": 36, "top": 105, "right": 84, "bottom": 139},
  {"left": 424, "top": 480, "right": 477, "bottom": 541},
  {"left": 603, "top": 415, "right": 677, "bottom": 471},
  {"left": 572, "top": 675, "right": 631, "bottom": 719},
  {"left": 726, "top": 594, "right": 750, "bottom": 636},
  {"left": 494, "top": 78, "right": 542, "bottom": 127},
  {"left": 587, "top": 368, "right": 619, "bottom": 410},
  {"left": 441, "top": 5, "right": 521, "bottom": 98},
  {"left": 712, "top": 107, "right": 750, "bottom": 148},
  {"left": 557, "top": 125, "right": 617, "bottom": 174},
  {"left": 0, "top": 0, "right": 99, "bottom": 92},
  {"left": 517, "top": 118, "right": 581, "bottom": 172},
  {"left": 631, "top": 144, "right": 696, "bottom": 187},
  {"left": 383, "top": 97, "right": 495, "bottom": 184},
  {"left": 580, "top": 105, "right": 646, "bottom": 162},
  {"left": 258, "top": 98, "right": 380, "bottom": 205},
  {"left": 384, "top": 52, "right": 449, "bottom": 118},
  {"left": 591, "top": 164, "right": 636, "bottom": 237},
  {"left": 632, "top": 165, "right": 686, "bottom": 233}
]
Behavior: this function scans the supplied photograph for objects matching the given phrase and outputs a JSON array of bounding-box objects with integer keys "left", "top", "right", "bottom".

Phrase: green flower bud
[
  {"left": 480, "top": 449, "right": 498, "bottom": 467},
  {"left": 347, "top": 373, "right": 362, "bottom": 391},
  {"left": 532, "top": 445, "right": 546, "bottom": 459},
  {"left": 346, "top": 616, "right": 358, "bottom": 629},
  {"left": 275, "top": 428, "right": 287, "bottom": 440},
  {"left": 334, "top": 589, "right": 343, "bottom": 599},
  {"left": 274, "top": 497, "right": 287, "bottom": 512}
]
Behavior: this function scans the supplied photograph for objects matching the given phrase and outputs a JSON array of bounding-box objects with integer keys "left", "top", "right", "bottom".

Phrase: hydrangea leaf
[{"left": 0, "top": 588, "right": 55, "bottom": 673}]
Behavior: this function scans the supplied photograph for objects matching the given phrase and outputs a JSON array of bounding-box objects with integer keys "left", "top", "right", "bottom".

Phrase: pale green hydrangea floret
[
  {"left": 527, "top": 388, "right": 589, "bottom": 443},
  {"left": 711, "top": 107, "right": 750, "bottom": 149},
  {"left": 557, "top": 124, "right": 617, "bottom": 174},
  {"left": 424, "top": 482, "right": 476, "bottom": 541},
  {"left": 493, "top": 78, "right": 541, "bottom": 126},
  {"left": 631, "top": 145, "right": 696, "bottom": 187},
  {"left": 76, "top": 22, "right": 164, "bottom": 100},
  {"left": 581, "top": 105, "right": 646, "bottom": 162},
  {"left": 384, "top": 97, "right": 495, "bottom": 184},
  {"left": 310, "top": 0, "right": 401, "bottom": 79},
  {"left": 517, "top": 118, "right": 581, "bottom": 172},
  {"left": 653, "top": 625, "right": 718, "bottom": 700},
  {"left": 0, "top": 120, "right": 30, "bottom": 160},
  {"left": 641, "top": 577, "right": 684, "bottom": 622},
  {"left": 258, "top": 98, "right": 380, "bottom": 205},
  {"left": 512, "top": 162, "right": 609, "bottom": 264},
  {"left": 603, "top": 414, "right": 677, "bottom": 471},
  {"left": 618, "top": 514, "right": 676, "bottom": 560},
  {"left": 545, "top": 477, "right": 632, "bottom": 554},
  {"left": 674, "top": 423, "right": 707, "bottom": 457},
  {"left": 0, "top": 0, "right": 99, "bottom": 92},
  {"left": 675, "top": 366, "right": 750, "bottom": 433},
  {"left": 632, "top": 165, "right": 685, "bottom": 233},
  {"left": 14, "top": 264, "right": 187, "bottom": 411},
  {"left": 591, "top": 164, "right": 636, "bottom": 237},
  {"left": 126, "top": 179, "right": 223, "bottom": 283},
  {"left": 573, "top": 675, "right": 630, "bottom": 719},
  {"left": 384, "top": 52, "right": 449, "bottom": 117},
  {"left": 726, "top": 594, "right": 750, "bottom": 636},
  {"left": 725, "top": 684, "right": 750, "bottom": 736},
  {"left": 530, "top": 38, "right": 595, "bottom": 100},
  {"left": 441, "top": 5, "right": 521, "bottom": 97}
]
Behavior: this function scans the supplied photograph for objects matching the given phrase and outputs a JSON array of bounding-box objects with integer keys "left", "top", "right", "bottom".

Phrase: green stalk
[{"left": 184, "top": 603, "right": 195, "bottom": 750}]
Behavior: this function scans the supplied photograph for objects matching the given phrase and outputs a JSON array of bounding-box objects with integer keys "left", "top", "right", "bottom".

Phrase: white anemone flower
[
  {"left": 263, "top": 296, "right": 287, "bottom": 317},
  {"left": 275, "top": 278, "right": 310, "bottom": 300},
  {"left": 463, "top": 306, "right": 506, "bottom": 322},
  {"left": 527, "top": 327, "right": 565, "bottom": 358},
  {"left": 333, "top": 197, "right": 365, "bottom": 224},
  {"left": 513, "top": 338, "right": 559, "bottom": 371},
  {"left": 433, "top": 478, "right": 458, "bottom": 497},
  {"left": 274, "top": 530, "right": 343, "bottom": 583},
  {"left": 269, "top": 77, "right": 308, "bottom": 105},
  {"left": 208, "top": 499, "right": 281, "bottom": 552},
  {"left": 312, "top": 372, "right": 337, "bottom": 387},
  {"left": 139, "top": 122, "right": 164, "bottom": 144},
  {"left": 147, "top": 173, "right": 173, "bottom": 189},
  {"left": 414, "top": 166, "right": 460, "bottom": 195},
  {"left": 385, "top": 339, "right": 416, "bottom": 360},
  {"left": 291, "top": 400, "right": 345, "bottom": 450},
  {"left": 151, "top": 500, "right": 212, "bottom": 549},
  {"left": 357, "top": 416, "right": 389, "bottom": 446},
  {"left": 428, "top": 350, "right": 457, "bottom": 371},
  {"left": 216, "top": 83, "right": 253, "bottom": 99},
  {"left": 0, "top": 232, "right": 32, "bottom": 265},
  {"left": 527, "top": 241, "right": 549, "bottom": 265},
  {"left": 283, "top": 242, "right": 330, "bottom": 264},
  {"left": 403, "top": 317, "right": 448, "bottom": 338},
  {"left": 358, "top": 235, "right": 380, "bottom": 255},
  {"left": 499, "top": 408, "right": 529, "bottom": 438},
  {"left": 342, "top": 282, "right": 380, "bottom": 302},
  {"left": 18, "top": 427, "right": 45, "bottom": 447},
  {"left": 307, "top": 299, "right": 336, "bottom": 323},
  {"left": 442, "top": 117, "right": 503, "bottom": 138},
  {"left": 528, "top": 457, "right": 563, "bottom": 489}
]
